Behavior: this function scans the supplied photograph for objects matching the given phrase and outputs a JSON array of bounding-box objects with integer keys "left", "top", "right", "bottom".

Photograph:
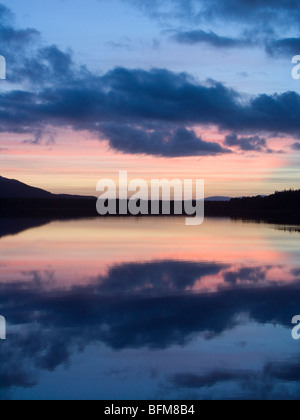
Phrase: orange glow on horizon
[{"left": 0, "top": 128, "right": 297, "bottom": 197}]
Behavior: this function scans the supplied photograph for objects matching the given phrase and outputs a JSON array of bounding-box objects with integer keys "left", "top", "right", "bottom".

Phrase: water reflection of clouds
[
  {"left": 0, "top": 259, "right": 300, "bottom": 398},
  {"left": 168, "top": 361, "right": 300, "bottom": 400},
  {"left": 1, "top": 218, "right": 294, "bottom": 287}
]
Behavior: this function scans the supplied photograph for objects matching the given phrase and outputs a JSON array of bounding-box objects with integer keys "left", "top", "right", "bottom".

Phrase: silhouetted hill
[
  {"left": 0, "top": 176, "right": 95, "bottom": 200},
  {"left": 0, "top": 176, "right": 52, "bottom": 198},
  {"left": 0, "top": 176, "right": 300, "bottom": 225},
  {"left": 205, "top": 196, "right": 232, "bottom": 202},
  {"left": 0, "top": 177, "right": 97, "bottom": 235}
]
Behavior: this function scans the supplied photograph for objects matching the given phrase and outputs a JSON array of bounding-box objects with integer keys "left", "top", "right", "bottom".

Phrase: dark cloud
[
  {"left": 291, "top": 142, "right": 300, "bottom": 151},
  {"left": 171, "top": 29, "right": 248, "bottom": 48},
  {"left": 9, "top": 45, "right": 75, "bottom": 86},
  {"left": 126, "top": 0, "right": 300, "bottom": 57},
  {"left": 266, "top": 37, "right": 300, "bottom": 57},
  {"left": 1, "top": 65, "right": 300, "bottom": 156},
  {"left": 170, "top": 370, "right": 253, "bottom": 389},
  {"left": 38, "top": 46, "right": 73, "bottom": 77},
  {"left": 0, "top": 26, "right": 38, "bottom": 46},
  {"left": 0, "top": 6, "right": 74, "bottom": 85},
  {"left": 0, "top": 3, "right": 10, "bottom": 20},
  {"left": 0, "top": 68, "right": 300, "bottom": 156},
  {"left": 126, "top": 0, "right": 300, "bottom": 27},
  {"left": 265, "top": 357, "right": 300, "bottom": 382},
  {"left": 224, "top": 266, "right": 268, "bottom": 285},
  {"left": 0, "top": 3, "right": 299, "bottom": 156},
  {"left": 100, "top": 124, "right": 230, "bottom": 156},
  {"left": 198, "top": 0, "right": 300, "bottom": 28},
  {"left": 225, "top": 134, "right": 271, "bottom": 152},
  {"left": 171, "top": 29, "right": 300, "bottom": 59}
]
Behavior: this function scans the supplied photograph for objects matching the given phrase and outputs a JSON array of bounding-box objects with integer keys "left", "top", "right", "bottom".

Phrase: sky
[{"left": 0, "top": 0, "right": 300, "bottom": 197}]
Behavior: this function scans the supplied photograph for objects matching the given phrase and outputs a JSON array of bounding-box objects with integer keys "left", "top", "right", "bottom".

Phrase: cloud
[
  {"left": 266, "top": 37, "right": 300, "bottom": 57},
  {"left": 126, "top": 0, "right": 300, "bottom": 57},
  {"left": 0, "top": 3, "right": 38, "bottom": 46},
  {"left": 170, "top": 370, "right": 253, "bottom": 389},
  {"left": 171, "top": 29, "right": 250, "bottom": 48},
  {"left": 292, "top": 142, "right": 300, "bottom": 150},
  {"left": 0, "top": 6, "right": 74, "bottom": 85},
  {"left": 0, "top": 3, "right": 299, "bottom": 156},
  {"left": 1, "top": 66, "right": 300, "bottom": 156},
  {"left": 0, "top": 26, "right": 38, "bottom": 46},
  {"left": 198, "top": 0, "right": 300, "bottom": 29},
  {"left": 225, "top": 134, "right": 272, "bottom": 152},
  {"left": 224, "top": 266, "right": 268, "bottom": 285},
  {"left": 171, "top": 29, "right": 300, "bottom": 60},
  {"left": 100, "top": 124, "right": 231, "bottom": 156},
  {"left": 106, "top": 37, "right": 133, "bottom": 51},
  {"left": 125, "top": 0, "right": 300, "bottom": 27},
  {"left": 264, "top": 357, "right": 300, "bottom": 382}
]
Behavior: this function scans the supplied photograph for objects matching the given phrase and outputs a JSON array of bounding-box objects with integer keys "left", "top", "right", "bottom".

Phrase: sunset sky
[{"left": 1, "top": 0, "right": 300, "bottom": 197}]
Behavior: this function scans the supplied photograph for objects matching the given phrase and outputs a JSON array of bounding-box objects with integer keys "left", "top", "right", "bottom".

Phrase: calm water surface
[{"left": 1, "top": 217, "right": 300, "bottom": 400}]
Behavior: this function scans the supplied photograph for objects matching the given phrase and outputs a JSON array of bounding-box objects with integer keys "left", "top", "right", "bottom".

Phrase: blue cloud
[
  {"left": 171, "top": 29, "right": 251, "bottom": 48},
  {"left": 0, "top": 3, "right": 299, "bottom": 156}
]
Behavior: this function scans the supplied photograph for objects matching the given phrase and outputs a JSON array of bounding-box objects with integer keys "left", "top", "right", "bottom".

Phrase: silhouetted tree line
[
  {"left": 1, "top": 189, "right": 300, "bottom": 224},
  {"left": 205, "top": 189, "right": 300, "bottom": 223}
]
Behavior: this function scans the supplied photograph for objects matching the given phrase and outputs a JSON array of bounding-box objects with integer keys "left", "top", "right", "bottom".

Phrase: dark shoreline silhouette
[
  {"left": 1, "top": 189, "right": 300, "bottom": 223},
  {"left": 1, "top": 176, "right": 300, "bottom": 233},
  {"left": 206, "top": 190, "right": 300, "bottom": 224}
]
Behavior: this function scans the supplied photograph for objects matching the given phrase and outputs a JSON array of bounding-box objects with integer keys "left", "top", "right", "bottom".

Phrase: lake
[{"left": 0, "top": 217, "right": 300, "bottom": 400}]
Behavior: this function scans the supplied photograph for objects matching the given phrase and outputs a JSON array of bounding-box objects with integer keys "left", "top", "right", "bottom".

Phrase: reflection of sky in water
[{"left": 0, "top": 218, "right": 300, "bottom": 400}]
